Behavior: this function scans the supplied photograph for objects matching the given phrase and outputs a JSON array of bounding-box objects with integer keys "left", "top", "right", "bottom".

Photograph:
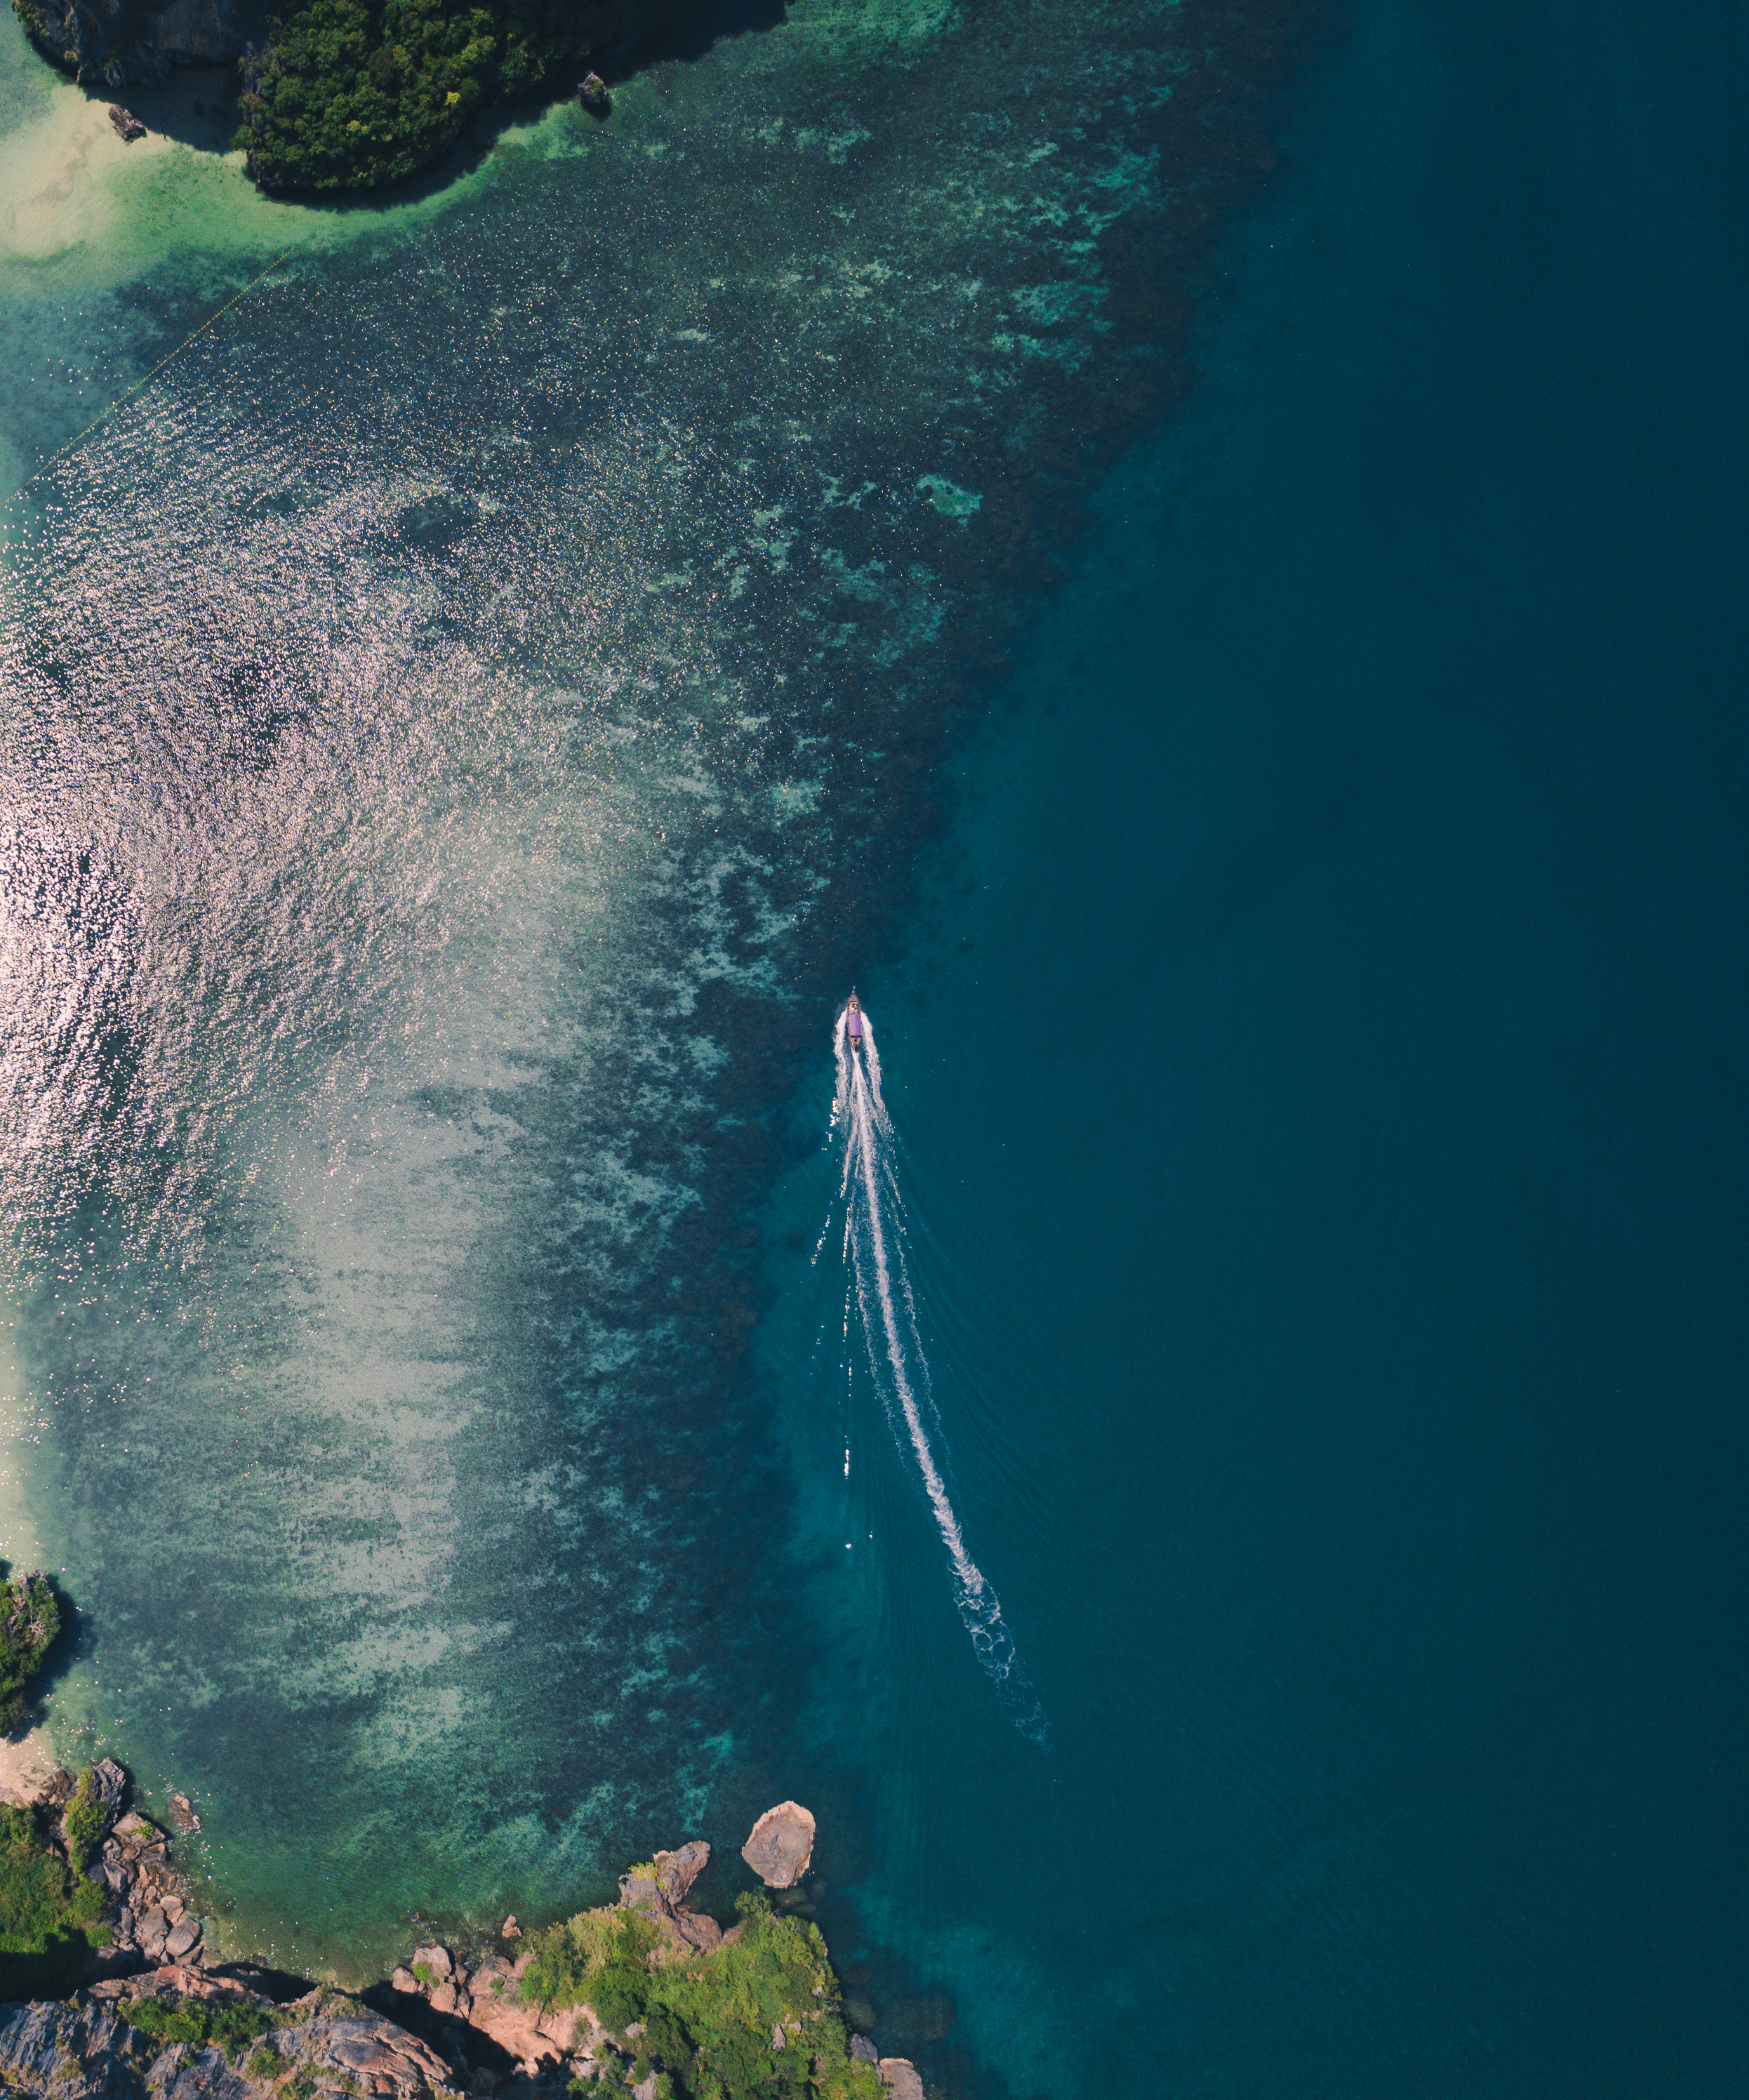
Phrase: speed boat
[{"left": 845, "top": 991, "right": 866, "bottom": 1052}]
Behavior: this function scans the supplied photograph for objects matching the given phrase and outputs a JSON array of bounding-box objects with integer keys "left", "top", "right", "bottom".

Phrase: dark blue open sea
[{"left": 2, "top": 0, "right": 1745, "bottom": 2094}]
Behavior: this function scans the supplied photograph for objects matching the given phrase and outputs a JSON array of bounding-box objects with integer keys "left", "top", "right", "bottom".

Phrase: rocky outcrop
[
  {"left": 0, "top": 1786, "right": 921, "bottom": 2096},
  {"left": 617, "top": 1838, "right": 723, "bottom": 1951},
  {"left": 654, "top": 1840, "right": 710, "bottom": 1905},
  {"left": 94, "top": 1806, "right": 208, "bottom": 1974},
  {"left": 376, "top": 1841, "right": 747, "bottom": 2087},
  {"left": 24, "top": 1757, "right": 211, "bottom": 1981},
  {"left": 11, "top": 0, "right": 265, "bottom": 89},
  {"left": 383, "top": 1941, "right": 595, "bottom": 2083},
  {"left": 0, "top": 1997, "right": 155, "bottom": 2097},
  {"left": 741, "top": 1800, "right": 816, "bottom": 1889},
  {"left": 1, "top": 1974, "right": 463, "bottom": 2099}
]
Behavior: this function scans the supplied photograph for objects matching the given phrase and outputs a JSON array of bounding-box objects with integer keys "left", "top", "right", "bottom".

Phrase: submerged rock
[{"left": 740, "top": 1800, "right": 816, "bottom": 1888}]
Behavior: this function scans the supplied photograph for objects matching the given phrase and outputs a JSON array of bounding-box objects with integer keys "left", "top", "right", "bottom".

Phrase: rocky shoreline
[{"left": 0, "top": 1760, "right": 924, "bottom": 2100}]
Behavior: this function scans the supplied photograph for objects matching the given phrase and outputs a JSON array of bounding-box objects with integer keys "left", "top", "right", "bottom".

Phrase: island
[{"left": 10, "top": 0, "right": 623, "bottom": 191}]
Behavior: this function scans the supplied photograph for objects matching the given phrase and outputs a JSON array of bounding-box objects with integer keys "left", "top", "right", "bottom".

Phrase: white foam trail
[{"left": 831, "top": 1006, "right": 1048, "bottom": 1743}]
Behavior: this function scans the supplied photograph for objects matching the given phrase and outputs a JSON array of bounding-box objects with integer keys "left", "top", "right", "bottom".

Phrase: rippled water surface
[
  {"left": 7, "top": 0, "right": 1743, "bottom": 2093},
  {"left": 1, "top": 0, "right": 1306, "bottom": 1992}
]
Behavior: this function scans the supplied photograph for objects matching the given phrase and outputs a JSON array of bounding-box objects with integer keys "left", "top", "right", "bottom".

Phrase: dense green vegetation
[
  {"left": 0, "top": 1569, "right": 60, "bottom": 1733},
  {"left": 0, "top": 1570, "right": 94, "bottom": 1997},
  {"left": 524, "top": 1893, "right": 887, "bottom": 2100},
  {"left": 237, "top": 0, "right": 620, "bottom": 192},
  {"left": 119, "top": 1994, "right": 287, "bottom": 2061},
  {"left": 0, "top": 1800, "right": 107, "bottom": 2000}
]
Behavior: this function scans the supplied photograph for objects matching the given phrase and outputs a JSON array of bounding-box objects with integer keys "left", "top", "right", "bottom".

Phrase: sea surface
[{"left": 3, "top": 1, "right": 1746, "bottom": 2096}]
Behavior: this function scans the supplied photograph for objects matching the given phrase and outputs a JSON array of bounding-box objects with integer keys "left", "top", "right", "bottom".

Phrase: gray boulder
[
  {"left": 91, "top": 1759, "right": 128, "bottom": 1827},
  {"left": 740, "top": 1801, "right": 816, "bottom": 1889}
]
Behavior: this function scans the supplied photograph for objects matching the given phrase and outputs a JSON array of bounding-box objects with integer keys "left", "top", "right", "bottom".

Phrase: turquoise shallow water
[
  {"left": 0, "top": 0, "right": 1308, "bottom": 1993},
  {"left": 3, "top": 0, "right": 1748, "bottom": 2092}
]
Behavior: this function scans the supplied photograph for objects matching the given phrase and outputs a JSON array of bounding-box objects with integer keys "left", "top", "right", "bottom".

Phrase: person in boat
[{"left": 846, "top": 992, "right": 865, "bottom": 1051}]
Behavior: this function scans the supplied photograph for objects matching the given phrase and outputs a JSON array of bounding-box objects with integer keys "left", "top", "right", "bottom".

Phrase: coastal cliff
[{"left": 11, "top": 0, "right": 267, "bottom": 85}]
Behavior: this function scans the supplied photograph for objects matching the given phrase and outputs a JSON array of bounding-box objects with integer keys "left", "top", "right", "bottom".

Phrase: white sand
[{"left": 0, "top": 1724, "right": 58, "bottom": 1805}]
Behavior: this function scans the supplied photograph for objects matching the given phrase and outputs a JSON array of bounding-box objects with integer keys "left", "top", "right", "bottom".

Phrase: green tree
[
  {"left": 237, "top": 0, "right": 621, "bottom": 192},
  {"left": 0, "top": 1571, "right": 60, "bottom": 1732}
]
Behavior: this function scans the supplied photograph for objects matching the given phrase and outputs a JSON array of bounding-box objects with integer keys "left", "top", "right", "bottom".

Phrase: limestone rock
[
  {"left": 15, "top": 0, "right": 267, "bottom": 86},
  {"left": 465, "top": 1988, "right": 566, "bottom": 2071},
  {"left": 662, "top": 1908, "right": 723, "bottom": 1955},
  {"left": 740, "top": 1801, "right": 816, "bottom": 1888},
  {"left": 851, "top": 2033, "right": 880, "bottom": 2064},
  {"left": 321, "top": 2016, "right": 458, "bottom": 2098},
  {"left": 538, "top": 2005, "right": 586, "bottom": 2054},
  {"left": 467, "top": 1951, "right": 517, "bottom": 1996},
  {"left": 90, "top": 1757, "right": 128, "bottom": 1827},
  {"left": 879, "top": 2059, "right": 926, "bottom": 2100},
  {"left": 654, "top": 1840, "right": 710, "bottom": 1903},
  {"left": 618, "top": 1861, "right": 660, "bottom": 1912}
]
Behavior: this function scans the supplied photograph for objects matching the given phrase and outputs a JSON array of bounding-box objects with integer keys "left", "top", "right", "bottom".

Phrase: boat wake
[{"left": 827, "top": 1008, "right": 1049, "bottom": 1746}]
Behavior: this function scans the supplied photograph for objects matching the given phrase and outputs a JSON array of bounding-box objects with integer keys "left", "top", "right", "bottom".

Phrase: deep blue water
[
  {"left": 754, "top": 1, "right": 1749, "bottom": 2094},
  {"left": 1, "top": 0, "right": 1744, "bottom": 2091}
]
